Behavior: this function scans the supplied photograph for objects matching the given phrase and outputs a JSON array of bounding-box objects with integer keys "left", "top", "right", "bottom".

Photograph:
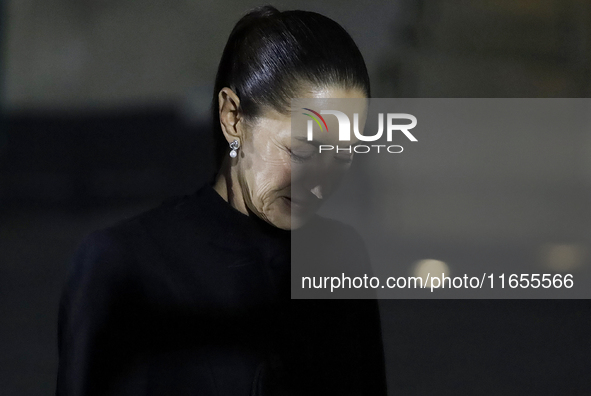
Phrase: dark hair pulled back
[{"left": 211, "top": 5, "right": 370, "bottom": 173}]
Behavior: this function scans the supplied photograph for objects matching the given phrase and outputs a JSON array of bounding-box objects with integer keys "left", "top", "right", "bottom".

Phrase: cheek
[
  {"left": 274, "top": 161, "right": 292, "bottom": 187},
  {"left": 246, "top": 156, "right": 291, "bottom": 207},
  {"left": 254, "top": 161, "right": 291, "bottom": 194},
  {"left": 242, "top": 135, "right": 291, "bottom": 203}
]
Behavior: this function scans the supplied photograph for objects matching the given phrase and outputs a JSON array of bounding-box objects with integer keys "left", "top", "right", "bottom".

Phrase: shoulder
[
  {"left": 59, "top": 198, "right": 185, "bottom": 332},
  {"left": 63, "top": 187, "right": 222, "bottom": 298},
  {"left": 64, "top": 227, "right": 135, "bottom": 302},
  {"left": 75, "top": 193, "right": 195, "bottom": 260},
  {"left": 65, "top": 196, "right": 183, "bottom": 285}
]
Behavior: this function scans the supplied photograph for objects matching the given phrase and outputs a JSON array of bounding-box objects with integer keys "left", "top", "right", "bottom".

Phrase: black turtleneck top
[{"left": 56, "top": 183, "right": 387, "bottom": 395}]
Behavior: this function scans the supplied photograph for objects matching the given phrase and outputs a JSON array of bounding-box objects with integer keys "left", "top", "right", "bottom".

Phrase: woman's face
[{"left": 221, "top": 85, "right": 367, "bottom": 230}]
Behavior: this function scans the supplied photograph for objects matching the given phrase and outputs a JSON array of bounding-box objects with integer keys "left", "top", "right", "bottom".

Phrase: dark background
[{"left": 2, "top": 0, "right": 591, "bottom": 394}]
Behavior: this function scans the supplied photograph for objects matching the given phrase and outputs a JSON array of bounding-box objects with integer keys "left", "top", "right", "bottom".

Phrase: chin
[
  {"left": 270, "top": 217, "right": 291, "bottom": 230},
  {"left": 264, "top": 205, "right": 291, "bottom": 230},
  {"left": 268, "top": 213, "right": 294, "bottom": 230},
  {"left": 267, "top": 211, "right": 311, "bottom": 231},
  {"left": 265, "top": 199, "right": 316, "bottom": 230}
]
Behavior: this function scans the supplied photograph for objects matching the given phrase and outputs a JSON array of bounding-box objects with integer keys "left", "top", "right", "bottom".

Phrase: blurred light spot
[
  {"left": 412, "top": 259, "right": 450, "bottom": 288},
  {"left": 539, "top": 244, "right": 587, "bottom": 272}
]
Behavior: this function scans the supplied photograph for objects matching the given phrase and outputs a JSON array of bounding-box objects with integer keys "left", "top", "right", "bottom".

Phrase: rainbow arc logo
[{"left": 302, "top": 108, "right": 329, "bottom": 132}]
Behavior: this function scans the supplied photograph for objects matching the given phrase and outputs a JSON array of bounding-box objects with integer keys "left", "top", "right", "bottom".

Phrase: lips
[
  {"left": 288, "top": 197, "right": 311, "bottom": 205},
  {"left": 284, "top": 196, "right": 316, "bottom": 210}
]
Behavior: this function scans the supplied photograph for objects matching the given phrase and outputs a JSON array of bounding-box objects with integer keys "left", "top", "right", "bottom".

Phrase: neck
[{"left": 212, "top": 156, "right": 249, "bottom": 217}]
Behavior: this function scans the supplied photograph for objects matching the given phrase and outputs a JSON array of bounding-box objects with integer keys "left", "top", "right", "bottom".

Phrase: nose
[{"left": 310, "top": 185, "right": 323, "bottom": 199}]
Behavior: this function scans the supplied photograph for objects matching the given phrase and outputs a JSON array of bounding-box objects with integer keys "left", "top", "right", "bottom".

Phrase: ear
[{"left": 218, "top": 87, "right": 244, "bottom": 144}]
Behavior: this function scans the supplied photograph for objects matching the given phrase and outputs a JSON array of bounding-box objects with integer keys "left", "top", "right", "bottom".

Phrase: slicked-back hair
[{"left": 211, "top": 5, "right": 371, "bottom": 175}]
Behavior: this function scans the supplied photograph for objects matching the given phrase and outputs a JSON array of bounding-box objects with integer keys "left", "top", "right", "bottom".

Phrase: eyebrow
[{"left": 293, "top": 136, "right": 362, "bottom": 148}]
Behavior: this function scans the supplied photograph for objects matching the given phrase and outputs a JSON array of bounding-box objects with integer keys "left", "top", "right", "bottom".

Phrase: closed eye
[{"left": 289, "top": 149, "right": 315, "bottom": 163}]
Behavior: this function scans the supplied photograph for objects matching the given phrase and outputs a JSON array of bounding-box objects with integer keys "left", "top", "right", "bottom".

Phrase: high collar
[
  {"left": 181, "top": 183, "right": 292, "bottom": 251},
  {"left": 179, "top": 182, "right": 324, "bottom": 256}
]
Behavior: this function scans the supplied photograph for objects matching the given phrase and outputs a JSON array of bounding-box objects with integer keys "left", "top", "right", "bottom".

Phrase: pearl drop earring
[{"left": 229, "top": 139, "right": 240, "bottom": 158}]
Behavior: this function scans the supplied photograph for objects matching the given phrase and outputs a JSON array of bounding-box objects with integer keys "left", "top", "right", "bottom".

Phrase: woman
[{"left": 56, "top": 5, "right": 387, "bottom": 395}]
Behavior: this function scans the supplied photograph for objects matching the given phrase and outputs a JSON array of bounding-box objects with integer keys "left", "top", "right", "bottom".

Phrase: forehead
[
  {"left": 253, "top": 85, "right": 367, "bottom": 116},
  {"left": 290, "top": 96, "right": 368, "bottom": 145},
  {"left": 249, "top": 86, "right": 368, "bottom": 143}
]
